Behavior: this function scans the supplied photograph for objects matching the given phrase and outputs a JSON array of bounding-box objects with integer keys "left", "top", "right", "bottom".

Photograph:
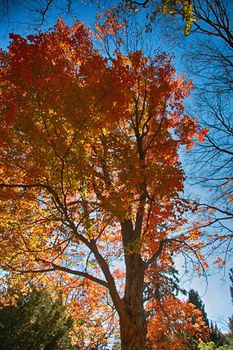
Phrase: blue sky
[{"left": 0, "top": 0, "right": 232, "bottom": 332}]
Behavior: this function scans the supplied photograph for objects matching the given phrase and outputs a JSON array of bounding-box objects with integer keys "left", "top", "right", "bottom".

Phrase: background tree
[
  {"left": 147, "top": 294, "right": 208, "bottom": 350},
  {"left": 209, "top": 322, "right": 227, "bottom": 348},
  {"left": 188, "top": 290, "right": 228, "bottom": 348},
  {"left": 0, "top": 289, "right": 73, "bottom": 350},
  {"left": 195, "top": 270, "right": 233, "bottom": 350},
  {"left": 144, "top": 263, "right": 208, "bottom": 349},
  {"left": 183, "top": 289, "right": 210, "bottom": 350},
  {"left": 188, "top": 289, "right": 209, "bottom": 328}
]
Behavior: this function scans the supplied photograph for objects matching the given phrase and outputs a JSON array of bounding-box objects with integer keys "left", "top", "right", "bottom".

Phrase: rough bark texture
[
  {"left": 120, "top": 220, "right": 147, "bottom": 350},
  {"left": 120, "top": 317, "right": 146, "bottom": 350},
  {"left": 120, "top": 256, "right": 147, "bottom": 349}
]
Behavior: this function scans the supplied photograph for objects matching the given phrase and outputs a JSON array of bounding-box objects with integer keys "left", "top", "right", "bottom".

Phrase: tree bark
[
  {"left": 119, "top": 220, "right": 147, "bottom": 350},
  {"left": 120, "top": 318, "right": 146, "bottom": 350},
  {"left": 120, "top": 253, "right": 147, "bottom": 350}
]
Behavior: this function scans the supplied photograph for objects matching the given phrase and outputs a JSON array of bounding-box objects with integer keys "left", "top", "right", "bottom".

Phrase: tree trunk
[
  {"left": 120, "top": 253, "right": 147, "bottom": 350},
  {"left": 120, "top": 324, "right": 145, "bottom": 350},
  {"left": 120, "top": 313, "right": 146, "bottom": 350},
  {"left": 119, "top": 219, "right": 147, "bottom": 350}
]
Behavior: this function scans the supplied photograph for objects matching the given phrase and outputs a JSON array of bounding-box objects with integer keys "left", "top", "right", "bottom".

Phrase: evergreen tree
[
  {"left": 188, "top": 289, "right": 209, "bottom": 328},
  {"left": 186, "top": 290, "right": 210, "bottom": 349},
  {"left": 188, "top": 290, "right": 227, "bottom": 347},
  {"left": 209, "top": 322, "right": 227, "bottom": 347},
  {"left": 0, "top": 289, "right": 73, "bottom": 350}
]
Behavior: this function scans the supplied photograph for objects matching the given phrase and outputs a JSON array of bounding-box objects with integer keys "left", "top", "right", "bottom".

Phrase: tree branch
[
  {"left": 4, "top": 262, "right": 109, "bottom": 289},
  {"left": 146, "top": 239, "right": 167, "bottom": 267}
]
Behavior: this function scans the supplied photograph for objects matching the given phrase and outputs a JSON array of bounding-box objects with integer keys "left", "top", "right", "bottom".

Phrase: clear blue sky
[{"left": 0, "top": 0, "right": 232, "bottom": 332}]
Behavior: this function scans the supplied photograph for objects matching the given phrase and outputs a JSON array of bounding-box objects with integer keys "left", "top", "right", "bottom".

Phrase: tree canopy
[{"left": 0, "top": 18, "right": 210, "bottom": 349}]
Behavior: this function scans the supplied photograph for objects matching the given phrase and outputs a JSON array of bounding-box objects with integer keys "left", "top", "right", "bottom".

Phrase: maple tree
[{"left": 0, "top": 19, "right": 208, "bottom": 349}]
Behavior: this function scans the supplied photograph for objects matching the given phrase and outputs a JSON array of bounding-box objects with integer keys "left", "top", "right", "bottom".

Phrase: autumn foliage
[{"left": 0, "top": 19, "right": 208, "bottom": 349}]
